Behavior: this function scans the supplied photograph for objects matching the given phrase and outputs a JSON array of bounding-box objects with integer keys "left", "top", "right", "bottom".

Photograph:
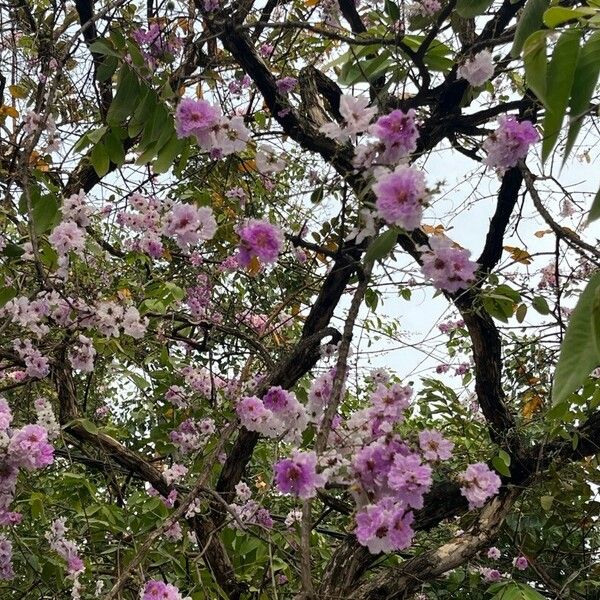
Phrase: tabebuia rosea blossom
[
  {"left": 236, "top": 219, "right": 284, "bottom": 267},
  {"left": 410, "top": 0, "right": 441, "bottom": 17},
  {"left": 274, "top": 450, "right": 326, "bottom": 499},
  {"left": 355, "top": 498, "right": 415, "bottom": 554},
  {"left": 457, "top": 50, "right": 495, "bottom": 87},
  {"left": 0, "top": 536, "right": 14, "bottom": 580},
  {"left": 420, "top": 235, "right": 478, "bottom": 292},
  {"left": 513, "top": 555, "right": 529, "bottom": 570},
  {"left": 459, "top": 462, "right": 502, "bottom": 508},
  {"left": 487, "top": 546, "right": 501, "bottom": 560},
  {"left": 142, "top": 579, "right": 189, "bottom": 600},
  {"left": 483, "top": 116, "right": 540, "bottom": 171},
  {"left": 8, "top": 424, "right": 54, "bottom": 470},
  {"left": 175, "top": 98, "right": 220, "bottom": 144},
  {"left": 373, "top": 165, "right": 427, "bottom": 230},
  {"left": 370, "top": 109, "right": 420, "bottom": 163}
]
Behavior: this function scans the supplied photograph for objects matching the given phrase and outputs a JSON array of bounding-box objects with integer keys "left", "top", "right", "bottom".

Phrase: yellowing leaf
[
  {"left": 522, "top": 393, "right": 543, "bottom": 420},
  {"left": 305, "top": 0, "right": 320, "bottom": 5},
  {"left": 504, "top": 245, "right": 533, "bottom": 265},
  {"left": 247, "top": 255, "right": 262, "bottom": 276},
  {"left": 422, "top": 224, "right": 445, "bottom": 235},
  {"left": 9, "top": 84, "right": 28, "bottom": 99},
  {"left": 238, "top": 159, "right": 256, "bottom": 173},
  {"left": 534, "top": 229, "right": 552, "bottom": 238},
  {"left": 117, "top": 288, "right": 132, "bottom": 301},
  {"left": 0, "top": 105, "right": 19, "bottom": 118}
]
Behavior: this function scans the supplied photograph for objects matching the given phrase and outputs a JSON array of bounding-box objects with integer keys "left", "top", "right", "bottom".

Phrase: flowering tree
[{"left": 1, "top": 0, "right": 600, "bottom": 598}]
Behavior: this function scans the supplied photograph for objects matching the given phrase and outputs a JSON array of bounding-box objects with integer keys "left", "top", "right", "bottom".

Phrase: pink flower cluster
[
  {"left": 0, "top": 536, "right": 14, "bottom": 580},
  {"left": 236, "top": 219, "right": 284, "bottom": 268},
  {"left": 274, "top": 450, "right": 326, "bottom": 499},
  {"left": 13, "top": 338, "right": 49, "bottom": 379},
  {"left": 370, "top": 109, "right": 420, "bottom": 163},
  {"left": 142, "top": 579, "right": 189, "bottom": 600},
  {"left": 457, "top": 50, "right": 495, "bottom": 87},
  {"left": 237, "top": 386, "right": 308, "bottom": 441},
  {"left": 132, "top": 23, "right": 181, "bottom": 64},
  {"left": 163, "top": 203, "right": 217, "bottom": 250},
  {"left": 169, "top": 418, "right": 215, "bottom": 454},
  {"left": 483, "top": 116, "right": 540, "bottom": 171},
  {"left": 175, "top": 98, "right": 250, "bottom": 158},
  {"left": 373, "top": 165, "right": 427, "bottom": 230},
  {"left": 459, "top": 462, "right": 501, "bottom": 508},
  {"left": 49, "top": 191, "right": 91, "bottom": 262},
  {"left": 320, "top": 95, "right": 377, "bottom": 141},
  {"left": 420, "top": 235, "right": 478, "bottom": 292},
  {"left": 46, "top": 518, "right": 84, "bottom": 576}
]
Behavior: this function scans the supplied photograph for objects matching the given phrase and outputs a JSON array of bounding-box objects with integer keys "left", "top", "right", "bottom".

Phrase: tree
[{"left": 0, "top": 0, "right": 599, "bottom": 598}]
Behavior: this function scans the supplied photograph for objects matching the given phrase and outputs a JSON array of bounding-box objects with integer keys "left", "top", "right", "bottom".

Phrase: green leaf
[
  {"left": 364, "top": 228, "right": 398, "bottom": 263},
  {"left": 532, "top": 296, "right": 550, "bottom": 315},
  {"left": 512, "top": 0, "right": 551, "bottom": 58},
  {"left": 107, "top": 66, "right": 141, "bottom": 125},
  {"left": 73, "top": 418, "right": 99, "bottom": 435},
  {"left": 33, "top": 194, "right": 58, "bottom": 234},
  {"left": 543, "top": 6, "right": 589, "bottom": 28},
  {"left": 0, "top": 286, "right": 17, "bottom": 307},
  {"left": 384, "top": 0, "right": 400, "bottom": 20},
  {"left": 588, "top": 185, "right": 600, "bottom": 224},
  {"left": 152, "top": 135, "right": 184, "bottom": 174},
  {"left": 552, "top": 271, "right": 600, "bottom": 404},
  {"left": 564, "top": 31, "right": 600, "bottom": 161},
  {"left": 90, "top": 142, "right": 110, "bottom": 177},
  {"left": 456, "top": 0, "right": 493, "bottom": 18},
  {"left": 88, "top": 40, "right": 120, "bottom": 57},
  {"left": 540, "top": 495, "right": 553, "bottom": 511},
  {"left": 523, "top": 30, "right": 549, "bottom": 104},
  {"left": 104, "top": 129, "right": 125, "bottom": 165},
  {"left": 96, "top": 55, "right": 118, "bottom": 82},
  {"left": 492, "top": 456, "right": 511, "bottom": 477},
  {"left": 516, "top": 303, "right": 528, "bottom": 323},
  {"left": 542, "top": 29, "right": 581, "bottom": 163}
]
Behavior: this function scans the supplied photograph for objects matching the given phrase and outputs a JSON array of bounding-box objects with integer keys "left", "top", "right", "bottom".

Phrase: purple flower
[
  {"left": 373, "top": 166, "right": 426, "bottom": 230},
  {"left": 355, "top": 498, "right": 415, "bottom": 554},
  {"left": 142, "top": 580, "right": 187, "bottom": 600},
  {"left": 0, "top": 398, "right": 12, "bottom": 431},
  {"left": 483, "top": 116, "right": 540, "bottom": 172},
  {"left": 8, "top": 424, "right": 54, "bottom": 470},
  {"left": 237, "top": 219, "right": 283, "bottom": 267},
  {"left": 487, "top": 546, "right": 501, "bottom": 560},
  {"left": 513, "top": 555, "right": 528, "bottom": 570},
  {"left": 459, "top": 463, "right": 501, "bottom": 509},
  {"left": 418, "top": 430, "right": 454, "bottom": 461},
  {"left": 48, "top": 221, "right": 86, "bottom": 256},
  {"left": 274, "top": 450, "right": 325, "bottom": 499},
  {"left": 420, "top": 235, "right": 478, "bottom": 293},
  {"left": 370, "top": 109, "right": 420, "bottom": 162},
  {"left": 263, "top": 386, "right": 294, "bottom": 413},
  {"left": 175, "top": 98, "right": 221, "bottom": 149},
  {"left": 480, "top": 567, "right": 502, "bottom": 582},
  {"left": 387, "top": 453, "right": 432, "bottom": 509},
  {"left": 276, "top": 77, "right": 298, "bottom": 95}
]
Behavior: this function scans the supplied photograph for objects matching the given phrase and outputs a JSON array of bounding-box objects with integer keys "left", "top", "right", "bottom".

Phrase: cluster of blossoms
[
  {"left": 420, "top": 235, "right": 478, "bottom": 293},
  {"left": 48, "top": 190, "right": 90, "bottom": 272},
  {"left": 13, "top": 338, "right": 49, "bottom": 379},
  {"left": 483, "top": 116, "right": 540, "bottom": 172},
  {"left": 237, "top": 387, "right": 308, "bottom": 442},
  {"left": 438, "top": 319, "right": 465, "bottom": 334},
  {"left": 22, "top": 110, "right": 60, "bottom": 153},
  {"left": 306, "top": 367, "right": 343, "bottom": 423},
  {"left": 236, "top": 219, "right": 284, "bottom": 268},
  {"left": 255, "top": 144, "right": 286, "bottom": 174},
  {"left": 116, "top": 193, "right": 219, "bottom": 256},
  {"left": 373, "top": 165, "right": 427, "bottom": 230},
  {"left": 175, "top": 97, "right": 250, "bottom": 159},
  {"left": 169, "top": 417, "right": 215, "bottom": 454},
  {"left": 229, "top": 499, "right": 274, "bottom": 529},
  {"left": 0, "top": 397, "right": 55, "bottom": 575},
  {"left": 271, "top": 372, "right": 502, "bottom": 554},
  {"left": 132, "top": 23, "right": 182, "bottom": 66},
  {"left": 35, "top": 397, "right": 60, "bottom": 440},
  {"left": 93, "top": 301, "right": 147, "bottom": 339},
  {"left": 46, "top": 518, "right": 84, "bottom": 577},
  {"left": 409, "top": 0, "right": 441, "bottom": 17},
  {"left": 67, "top": 334, "right": 96, "bottom": 373},
  {"left": 142, "top": 580, "right": 190, "bottom": 600},
  {"left": 457, "top": 50, "right": 495, "bottom": 87}
]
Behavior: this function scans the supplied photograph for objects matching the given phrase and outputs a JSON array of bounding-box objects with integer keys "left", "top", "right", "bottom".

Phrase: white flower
[{"left": 457, "top": 50, "right": 495, "bottom": 87}]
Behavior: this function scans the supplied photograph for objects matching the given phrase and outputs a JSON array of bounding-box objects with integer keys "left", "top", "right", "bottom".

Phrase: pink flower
[
  {"left": 276, "top": 77, "right": 298, "bottom": 94},
  {"left": 487, "top": 546, "right": 501, "bottom": 560},
  {"left": 48, "top": 221, "right": 86, "bottom": 256},
  {"left": 163, "top": 203, "right": 217, "bottom": 249},
  {"left": 513, "top": 555, "right": 528, "bottom": 570},
  {"left": 274, "top": 450, "right": 326, "bottom": 499},
  {"left": 237, "top": 219, "right": 283, "bottom": 267},
  {"left": 420, "top": 235, "right": 478, "bottom": 293},
  {"left": 457, "top": 50, "right": 495, "bottom": 87},
  {"left": 370, "top": 109, "right": 420, "bottom": 162},
  {"left": 418, "top": 430, "right": 454, "bottom": 461},
  {"left": 0, "top": 536, "right": 15, "bottom": 580},
  {"left": 142, "top": 580, "right": 187, "bottom": 600},
  {"left": 0, "top": 398, "right": 12, "bottom": 431},
  {"left": 355, "top": 498, "right": 415, "bottom": 554},
  {"left": 175, "top": 98, "right": 221, "bottom": 149},
  {"left": 483, "top": 116, "right": 540, "bottom": 172},
  {"left": 387, "top": 453, "right": 432, "bottom": 509},
  {"left": 480, "top": 567, "right": 502, "bottom": 582},
  {"left": 321, "top": 94, "right": 377, "bottom": 141},
  {"left": 8, "top": 424, "right": 54, "bottom": 470},
  {"left": 373, "top": 165, "right": 426, "bottom": 230},
  {"left": 459, "top": 463, "right": 501, "bottom": 509}
]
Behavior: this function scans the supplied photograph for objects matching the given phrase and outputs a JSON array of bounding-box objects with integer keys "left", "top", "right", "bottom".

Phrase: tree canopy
[{"left": 1, "top": 0, "right": 600, "bottom": 598}]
